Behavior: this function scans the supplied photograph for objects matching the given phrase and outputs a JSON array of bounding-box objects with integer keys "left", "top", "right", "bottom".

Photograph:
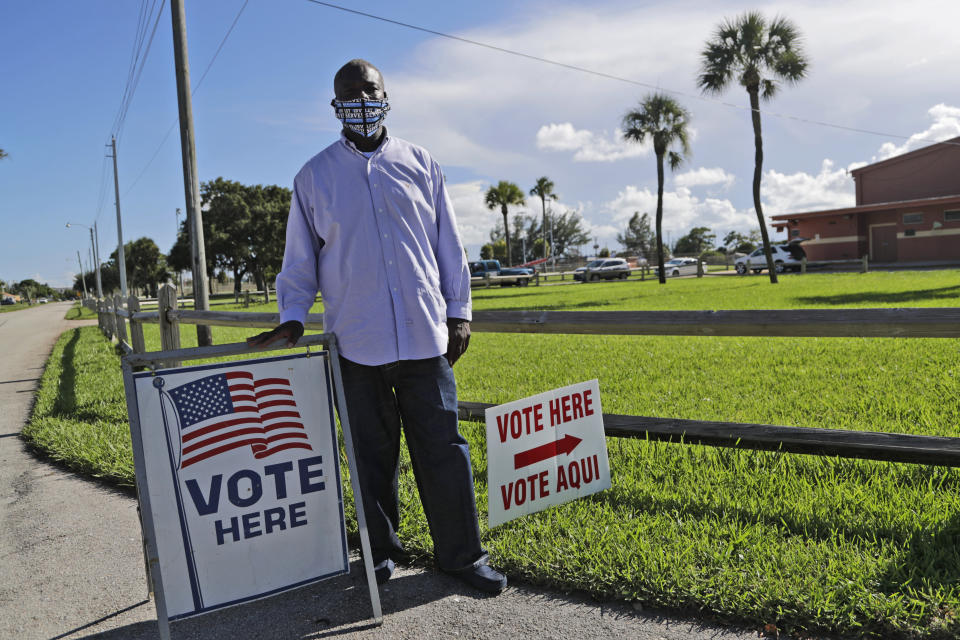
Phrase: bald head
[{"left": 334, "top": 59, "right": 385, "bottom": 101}]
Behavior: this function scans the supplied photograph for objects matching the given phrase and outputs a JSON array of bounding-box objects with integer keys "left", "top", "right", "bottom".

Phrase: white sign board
[
  {"left": 485, "top": 380, "right": 611, "bottom": 528},
  {"left": 130, "top": 353, "right": 348, "bottom": 620}
]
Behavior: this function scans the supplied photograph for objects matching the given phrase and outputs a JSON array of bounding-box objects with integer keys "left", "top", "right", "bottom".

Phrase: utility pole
[
  {"left": 170, "top": 0, "right": 212, "bottom": 346},
  {"left": 108, "top": 137, "right": 129, "bottom": 299},
  {"left": 76, "top": 251, "right": 89, "bottom": 299}
]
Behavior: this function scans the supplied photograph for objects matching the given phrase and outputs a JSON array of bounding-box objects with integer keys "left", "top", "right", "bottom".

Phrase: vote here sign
[
  {"left": 486, "top": 380, "right": 611, "bottom": 528},
  {"left": 130, "top": 353, "right": 348, "bottom": 620}
]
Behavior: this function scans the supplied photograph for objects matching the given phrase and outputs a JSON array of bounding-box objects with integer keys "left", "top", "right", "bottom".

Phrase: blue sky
[{"left": 2, "top": 0, "right": 958, "bottom": 288}]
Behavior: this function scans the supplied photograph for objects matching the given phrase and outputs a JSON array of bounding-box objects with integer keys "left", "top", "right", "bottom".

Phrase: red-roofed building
[{"left": 771, "top": 136, "right": 960, "bottom": 263}]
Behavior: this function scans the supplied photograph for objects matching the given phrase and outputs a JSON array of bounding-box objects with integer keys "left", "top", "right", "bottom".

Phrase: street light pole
[{"left": 66, "top": 222, "right": 104, "bottom": 299}]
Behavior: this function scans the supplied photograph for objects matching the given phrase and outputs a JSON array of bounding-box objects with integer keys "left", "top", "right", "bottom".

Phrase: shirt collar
[{"left": 340, "top": 127, "right": 390, "bottom": 156}]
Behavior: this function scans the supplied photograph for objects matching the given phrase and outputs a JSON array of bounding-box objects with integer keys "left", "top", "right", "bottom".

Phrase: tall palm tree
[
  {"left": 622, "top": 93, "right": 691, "bottom": 284},
  {"left": 697, "top": 11, "right": 808, "bottom": 284},
  {"left": 529, "top": 176, "right": 557, "bottom": 261},
  {"left": 484, "top": 181, "right": 525, "bottom": 266}
]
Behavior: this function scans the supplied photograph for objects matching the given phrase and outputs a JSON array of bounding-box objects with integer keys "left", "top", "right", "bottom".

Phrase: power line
[
  {"left": 122, "top": 0, "right": 250, "bottom": 198},
  {"left": 112, "top": 0, "right": 167, "bottom": 142},
  {"left": 302, "top": 0, "right": 960, "bottom": 148}
]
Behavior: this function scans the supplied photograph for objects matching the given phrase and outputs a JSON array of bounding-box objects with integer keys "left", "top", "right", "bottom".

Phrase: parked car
[
  {"left": 574, "top": 258, "right": 631, "bottom": 281},
  {"left": 38, "top": 298, "right": 49, "bottom": 304},
  {"left": 469, "top": 259, "right": 534, "bottom": 287},
  {"left": 654, "top": 257, "right": 706, "bottom": 277},
  {"left": 1, "top": 297, "right": 15, "bottom": 306},
  {"left": 735, "top": 244, "right": 806, "bottom": 274}
]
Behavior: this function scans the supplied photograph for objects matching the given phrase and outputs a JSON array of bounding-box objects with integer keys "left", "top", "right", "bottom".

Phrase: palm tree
[
  {"left": 622, "top": 93, "right": 691, "bottom": 284},
  {"left": 697, "top": 11, "right": 808, "bottom": 284},
  {"left": 484, "top": 181, "right": 525, "bottom": 266},
  {"left": 0, "top": 148, "right": 8, "bottom": 160},
  {"left": 529, "top": 177, "right": 557, "bottom": 261}
]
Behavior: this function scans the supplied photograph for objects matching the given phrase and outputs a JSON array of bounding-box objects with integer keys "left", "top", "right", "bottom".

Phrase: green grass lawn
[
  {"left": 23, "top": 270, "right": 960, "bottom": 639},
  {"left": 65, "top": 302, "right": 98, "bottom": 319}
]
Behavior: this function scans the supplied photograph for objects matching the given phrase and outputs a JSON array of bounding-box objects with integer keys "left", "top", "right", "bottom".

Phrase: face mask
[{"left": 331, "top": 97, "right": 390, "bottom": 137}]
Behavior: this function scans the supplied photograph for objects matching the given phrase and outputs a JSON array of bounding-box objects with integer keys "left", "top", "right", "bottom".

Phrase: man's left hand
[{"left": 445, "top": 318, "right": 471, "bottom": 367}]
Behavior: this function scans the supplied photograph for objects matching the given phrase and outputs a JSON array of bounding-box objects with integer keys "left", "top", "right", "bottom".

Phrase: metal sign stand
[{"left": 120, "top": 333, "right": 382, "bottom": 639}]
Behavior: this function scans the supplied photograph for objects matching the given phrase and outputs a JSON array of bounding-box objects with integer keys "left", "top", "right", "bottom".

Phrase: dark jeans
[{"left": 338, "top": 355, "right": 486, "bottom": 571}]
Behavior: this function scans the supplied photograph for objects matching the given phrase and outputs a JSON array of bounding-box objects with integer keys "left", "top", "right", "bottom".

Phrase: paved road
[{"left": 1, "top": 302, "right": 762, "bottom": 639}]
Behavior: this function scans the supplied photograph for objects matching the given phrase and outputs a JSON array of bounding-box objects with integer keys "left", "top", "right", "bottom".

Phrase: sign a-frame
[{"left": 121, "top": 334, "right": 381, "bottom": 639}]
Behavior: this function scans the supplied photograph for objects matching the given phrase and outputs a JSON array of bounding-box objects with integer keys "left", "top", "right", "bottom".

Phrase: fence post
[
  {"left": 158, "top": 284, "right": 181, "bottom": 366},
  {"left": 534, "top": 271, "right": 540, "bottom": 286},
  {"left": 114, "top": 294, "right": 128, "bottom": 345},
  {"left": 264, "top": 287, "right": 271, "bottom": 304},
  {"left": 104, "top": 299, "right": 116, "bottom": 340},
  {"left": 244, "top": 291, "right": 250, "bottom": 308},
  {"left": 128, "top": 295, "right": 145, "bottom": 354},
  {"left": 697, "top": 257, "right": 704, "bottom": 278},
  {"left": 861, "top": 255, "right": 868, "bottom": 273},
  {"left": 801, "top": 257, "right": 807, "bottom": 275}
]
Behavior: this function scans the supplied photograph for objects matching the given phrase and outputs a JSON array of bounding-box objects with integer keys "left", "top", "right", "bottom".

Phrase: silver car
[{"left": 574, "top": 258, "right": 631, "bottom": 281}]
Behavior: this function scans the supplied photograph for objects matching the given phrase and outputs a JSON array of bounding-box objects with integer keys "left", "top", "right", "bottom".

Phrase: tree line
[
  {"left": 484, "top": 11, "right": 807, "bottom": 285},
  {"left": 75, "top": 178, "right": 291, "bottom": 298}
]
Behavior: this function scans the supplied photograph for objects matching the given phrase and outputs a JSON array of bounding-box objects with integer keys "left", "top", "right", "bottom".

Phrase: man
[{"left": 248, "top": 59, "right": 506, "bottom": 594}]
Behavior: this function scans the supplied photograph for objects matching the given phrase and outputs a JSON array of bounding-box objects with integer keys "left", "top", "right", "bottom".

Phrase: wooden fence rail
[{"left": 90, "top": 284, "right": 960, "bottom": 468}]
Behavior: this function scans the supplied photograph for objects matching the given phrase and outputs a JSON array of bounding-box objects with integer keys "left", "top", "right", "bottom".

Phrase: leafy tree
[
  {"left": 617, "top": 211, "right": 655, "bottom": 260},
  {"left": 484, "top": 181, "right": 525, "bottom": 266},
  {"left": 247, "top": 184, "right": 291, "bottom": 293},
  {"left": 698, "top": 11, "right": 809, "bottom": 283},
  {"left": 73, "top": 265, "right": 119, "bottom": 297},
  {"left": 674, "top": 226, "right": 716, "bottom": 255},
  {"left": 110, "top": 237, "right": 169, "bottom": 297},
  {"left": 622, "top": 93, "right": 692, "bottom": 284},
  {"left": 202, "top": 178, "right": 253, "bottom": 298},
  {"left": 529, "top": 177, "right": 557, "bottom": 260},
  {"left": 169, "top": 217, "right": 216, "bottom": 296},
  {"left": 479, "top": 243, "right": 494, "bottom": 260},
  {"left": 13, "top": 278, "right": 55, "bottom": 301},
  {"left": 550, "top": 210, "right": 590, "bottom": 258},
  {"left": 598, "top": 247, "right": 610, "bottom": 258},
  {"left": 722, "top": 229, "right": 761, "bottom": 253}
]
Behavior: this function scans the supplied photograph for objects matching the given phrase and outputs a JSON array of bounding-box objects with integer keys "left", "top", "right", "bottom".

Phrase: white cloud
[
  {"left": 674, "top": 167, "right": 735, "bottom": 190},
  {"left": 600, "top": 185, "right": 755, "bottom": 240},
  {"left": 762, "top": 159, "right": 856, "bottom": 215},
  {"left": 874, "top": 104, "right": 960, "bottom": 161},
  {"left": 448, "top": 180, "right": 498, "bottom": 246},
  {"left": 536, "top": 123, "right": 648, "bottom": 162}
]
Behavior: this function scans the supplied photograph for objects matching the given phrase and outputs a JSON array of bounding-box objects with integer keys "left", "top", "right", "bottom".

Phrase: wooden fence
[{"left": 90, "top": 284, "right": 960, "bottom": 467}]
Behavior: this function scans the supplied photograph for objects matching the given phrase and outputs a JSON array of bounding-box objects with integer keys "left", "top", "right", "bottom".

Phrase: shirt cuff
[
  {"left": 280, "top": 307, "right": 308, "bottom": 326},
  {"left": 445, "top": 300, "right": 471, "bottom": 322}
]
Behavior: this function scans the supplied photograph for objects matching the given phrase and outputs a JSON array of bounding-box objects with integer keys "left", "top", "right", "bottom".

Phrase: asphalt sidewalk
[{"left": 0, "top": 302, "right": 761, "bottom": 639}]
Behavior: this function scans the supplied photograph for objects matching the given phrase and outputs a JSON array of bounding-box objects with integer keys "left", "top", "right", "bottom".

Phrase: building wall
[
  {"left": 854, "top": 143, "right": 960, "bottom": 205},
  {"left": 790, "top": 215, "right": 863, "bottom": 261},
  {"left": 789, "top": 204, "right": 960, "bottom": 262}
]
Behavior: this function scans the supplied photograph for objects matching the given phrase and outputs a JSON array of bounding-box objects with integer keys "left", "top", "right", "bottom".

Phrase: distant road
[{"left": 0, "top": 302, "right": 762, "bottom": 639}]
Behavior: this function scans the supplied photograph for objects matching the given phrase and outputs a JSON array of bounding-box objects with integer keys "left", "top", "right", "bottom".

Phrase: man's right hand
[{"left": 247, "top": 320, "right": 304, "bottom": 349}]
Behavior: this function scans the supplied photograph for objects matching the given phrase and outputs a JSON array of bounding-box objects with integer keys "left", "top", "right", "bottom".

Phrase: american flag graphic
[{"left": 167, "top": 371, "right": 312, "bottom": 469}]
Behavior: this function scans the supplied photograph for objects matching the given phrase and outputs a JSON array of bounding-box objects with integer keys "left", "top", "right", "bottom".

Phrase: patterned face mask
[{"left": 331, "top": 97, "right": 390, "bottom": 137}]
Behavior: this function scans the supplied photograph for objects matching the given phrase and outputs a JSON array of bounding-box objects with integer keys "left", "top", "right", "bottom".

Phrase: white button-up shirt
[{"left": 276, "top": 133, "right": 472, "bottom": 366}]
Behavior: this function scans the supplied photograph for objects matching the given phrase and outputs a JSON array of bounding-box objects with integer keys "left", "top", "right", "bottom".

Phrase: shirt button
[
  {"left": 383, "top": 233, "right": 389, "bottom": 238},
  {"left": 388, "top": 260, "right": 393, "bottom": 265},
  {"left": 378, "top": 208, "right": 383, "bottom": 212}
]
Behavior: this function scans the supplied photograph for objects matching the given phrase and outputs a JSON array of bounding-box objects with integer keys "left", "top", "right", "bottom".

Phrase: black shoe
[
  {"left": 445, "top": 563, "right": 507, "bottom": 594},
  {"left": 374, "top": 558, "right": 395, "bottom": 585}
]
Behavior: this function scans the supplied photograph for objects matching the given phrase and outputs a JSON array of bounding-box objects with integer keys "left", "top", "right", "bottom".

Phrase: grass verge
[{"left": 23, "top": 271, "right": 960, "bottom": 638}]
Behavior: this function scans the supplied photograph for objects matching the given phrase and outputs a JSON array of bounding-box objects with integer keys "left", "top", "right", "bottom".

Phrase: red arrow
[{"left": 513, "top": 434, "right": 583, "bottom": 470}]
